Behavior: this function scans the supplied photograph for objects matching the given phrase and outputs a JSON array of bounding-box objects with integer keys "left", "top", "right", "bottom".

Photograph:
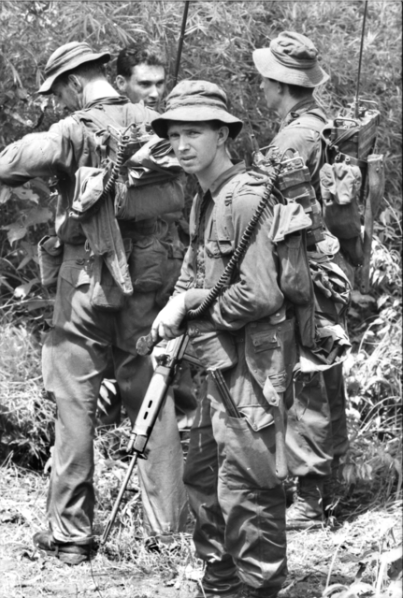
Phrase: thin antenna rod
[
  {"left": 355, "top": 0, "right": 368, "bottom": 118},
  {"left": 173, "top": 1, "right": 190, "bottom": 86}
]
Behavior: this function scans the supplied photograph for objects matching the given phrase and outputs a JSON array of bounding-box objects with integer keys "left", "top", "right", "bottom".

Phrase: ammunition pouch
[
  {"left": 276, "top": 149, "right": 325, "bottom": 245},
  {"left": 37, "top": 235, "right": 63, "bottom": 288}
]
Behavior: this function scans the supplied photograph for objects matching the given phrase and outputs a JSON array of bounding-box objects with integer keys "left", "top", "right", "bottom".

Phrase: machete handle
[{"left": 360, "top": 154, "right": 385, "bottom": 294}]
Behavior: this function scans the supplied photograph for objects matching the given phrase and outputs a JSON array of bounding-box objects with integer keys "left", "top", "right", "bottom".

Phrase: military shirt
[
  {"left": 175, "top": 161, "right": 284, "bottom": 331},
  {"left": 270, "top": 98, "right": 328, "bottom": 197}
]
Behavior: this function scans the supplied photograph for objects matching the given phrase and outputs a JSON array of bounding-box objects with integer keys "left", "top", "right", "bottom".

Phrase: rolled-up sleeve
[
  {"left": 209, "top": 185, "right": 284, "bottom": 330},
  {"left": 0, "top": 120, "right": 77, "bottom": 186}
]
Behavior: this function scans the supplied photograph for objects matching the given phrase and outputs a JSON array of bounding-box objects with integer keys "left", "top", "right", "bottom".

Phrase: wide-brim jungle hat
[
  {"left": 38, "top": 41, "right": 110, "bottom": 94},
  {"left": 152, "top": 80, "right": 243, "bottom": 139},
  {"left": 253, "top": 31, "right": 329, "bottom": 88}
]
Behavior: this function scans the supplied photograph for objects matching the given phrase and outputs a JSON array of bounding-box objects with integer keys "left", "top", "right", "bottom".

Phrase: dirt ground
[{"left": 0, "top": 466, "right": 402, "bottom": 598}]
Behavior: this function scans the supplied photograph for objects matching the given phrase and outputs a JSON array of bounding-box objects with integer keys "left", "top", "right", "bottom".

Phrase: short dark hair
[
  {"left": 268, "top": 78, "right": 313, "bottom": 100},
  {"left": 287, "top": 83, "right": 314, "bottom": 100},
  {"left": 116, "top": 46, "right": 166, "bottom": 78},
  {"left": 56, "top": 59, "right": 106, "bottom": 86}
]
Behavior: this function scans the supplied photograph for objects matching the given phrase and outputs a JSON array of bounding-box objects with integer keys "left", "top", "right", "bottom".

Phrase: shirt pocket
[{"left": 205, "top": 237, "right": 235, "bottom": 259}]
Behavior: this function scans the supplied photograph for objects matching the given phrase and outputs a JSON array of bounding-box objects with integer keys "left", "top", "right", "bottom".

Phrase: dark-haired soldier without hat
[
  {"left": 115, "top": 45, "right": 167, "bottom": 110},
  {"left": 0, "top": 42, "right": 187, "bottom": 562},
  {"left": 150, "top": 79, "right": 297, "bottom": 598},
  {"left": 253, "top": 32, "right": 349, "bottom": 529}
]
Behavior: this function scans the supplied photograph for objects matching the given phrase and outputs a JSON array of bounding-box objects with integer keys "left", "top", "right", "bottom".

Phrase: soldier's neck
[
  {"left": 276, "top": 96, "right": 302, "bottom": 120},
  {"left": 81, "top": 80, "right": 120, "bottom": 108},
  {"left": 197, "top": 153, "right": 233, "bottom": 193},
  {"left": 278, "top": 94, "right": 315, "bottom": 121}
]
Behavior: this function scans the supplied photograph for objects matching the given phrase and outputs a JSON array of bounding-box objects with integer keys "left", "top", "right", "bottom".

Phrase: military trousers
[
  {"left": 42, "top": 250, "right": 188, "bottom": 544},
  {"left": 286, "top": 363, "right": 349, "bottom": 478},
  {"left": 184, "top": 392, "right": 287, "bottom": 593}
]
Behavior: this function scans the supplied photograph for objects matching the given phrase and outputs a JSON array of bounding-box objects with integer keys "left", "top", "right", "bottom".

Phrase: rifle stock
[{"left": 100, "top": 334, "right": 189, "bottom": 545}]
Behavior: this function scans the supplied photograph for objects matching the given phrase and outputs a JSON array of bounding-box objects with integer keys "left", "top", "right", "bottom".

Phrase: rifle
[{"left": 101, "top": 334, "right": 194, "bottom": 545}]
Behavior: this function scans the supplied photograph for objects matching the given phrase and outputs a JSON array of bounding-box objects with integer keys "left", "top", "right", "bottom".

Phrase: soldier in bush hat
[
  {"left": 150, "top": 79, "right": 298, "bottom": 598},
  {"left": 0, "top": 41, "right": 188, "bottom": 562},
  {"left": 253, "top": 32, "right": 349, "bottom": 529}
]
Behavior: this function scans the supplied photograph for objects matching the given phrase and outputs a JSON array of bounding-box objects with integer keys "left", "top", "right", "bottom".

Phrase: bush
[{"left": 0, "top": 319, "right": 55, "bottom": 468}]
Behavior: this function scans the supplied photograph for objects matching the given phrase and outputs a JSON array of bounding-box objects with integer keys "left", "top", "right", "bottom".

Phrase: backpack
[
  {"left": 70, "top": 104, "right": 184, "bottom": 223},
  {"left": 285, "top": 105, "right": 381, "bottom": 266}
]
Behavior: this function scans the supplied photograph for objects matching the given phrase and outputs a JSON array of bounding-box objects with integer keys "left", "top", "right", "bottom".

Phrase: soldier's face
[
  {"left": 52, "top": 80, "right": 81, "bottom": 112},
  {"left": 116, "top": 64, "right": 166, "bottom": 110},
  {"left": 167, "top": 121, "right": 226, "bottom": 177}
]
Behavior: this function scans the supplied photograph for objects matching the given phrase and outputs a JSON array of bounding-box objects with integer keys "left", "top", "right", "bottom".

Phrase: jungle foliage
[{"left": 0, "top": 1, "right": 401, "bottom": 502}]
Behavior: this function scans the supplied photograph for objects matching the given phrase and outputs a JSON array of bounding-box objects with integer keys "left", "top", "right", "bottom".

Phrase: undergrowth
[{"left": 0, "top": 320, "right": 55, "bottom": 468}]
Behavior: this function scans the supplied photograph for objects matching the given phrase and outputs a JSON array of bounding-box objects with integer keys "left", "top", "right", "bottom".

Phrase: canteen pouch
[
  {"left": 37, "top": 235, "right": 63, "bottom": 287},
  {"left": 187, "top": 320, "right": 238, "bottom": 371},
  {"left": 320, "top": 162, "right": 362, "bottom": 239}
]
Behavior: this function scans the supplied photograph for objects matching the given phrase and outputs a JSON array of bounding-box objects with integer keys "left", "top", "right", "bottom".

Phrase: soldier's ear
[
  {"left": 68, "top": 74, "right": 83, "bottom": 93},
  {"left": 217, "top": 126, "right": 230, "bottom": 146},
  {"left": 115, "top": 75, "right": 127, "bottom": 93},
  {"left": 277, "top": 81, "right": 286, "bottom": 95}
]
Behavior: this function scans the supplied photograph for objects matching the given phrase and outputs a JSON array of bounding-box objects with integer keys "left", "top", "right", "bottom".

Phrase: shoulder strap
[{"left": 287, "top": 110, "right": 329, "bottom": 133}]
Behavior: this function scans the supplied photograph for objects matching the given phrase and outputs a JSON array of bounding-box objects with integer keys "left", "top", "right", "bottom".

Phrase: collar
[
  {"left": 283, "top": 98, "right": 320, "bottom": 126},
  {"left": 208, "top": 161, "right": 246, "bottom": 197},
  {"left": 83, "top": 95, "right": 130, "bottom": 110}
]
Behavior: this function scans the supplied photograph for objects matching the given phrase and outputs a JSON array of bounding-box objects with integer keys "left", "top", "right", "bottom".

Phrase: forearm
[{"left": 0, "top": 123, "right": 75, "bottom": 186}]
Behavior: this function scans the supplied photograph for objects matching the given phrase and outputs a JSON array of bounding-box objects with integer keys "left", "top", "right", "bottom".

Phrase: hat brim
[
  {"left": 152, "top": 106, "right": 243, "bottom": 139},
  {"left": 253, "top": 48, "right": 329, "bottom": 88},
  {"left": 38, "top": 51, "right": 111, "bottom": 95}
]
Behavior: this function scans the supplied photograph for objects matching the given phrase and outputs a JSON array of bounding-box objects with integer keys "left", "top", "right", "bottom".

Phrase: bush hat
[
  {"left": 152, "top": 80, "right": 243, "bottom": 139},
  {"left": 253, "top": 31, "right": 329, "bottom": 88},
  {"left": 38, "top": 41, "right": 110, "bottom": 94}
]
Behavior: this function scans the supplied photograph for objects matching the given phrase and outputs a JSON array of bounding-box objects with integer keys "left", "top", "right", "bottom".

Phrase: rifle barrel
[{"left": 100, "top": 452, "right": 138, "bottom": 545}]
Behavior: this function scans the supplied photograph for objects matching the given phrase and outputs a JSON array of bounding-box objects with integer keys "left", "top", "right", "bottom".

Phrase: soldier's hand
[{"left": 151, "top": 293, "right": 187, "bottom": 341}]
